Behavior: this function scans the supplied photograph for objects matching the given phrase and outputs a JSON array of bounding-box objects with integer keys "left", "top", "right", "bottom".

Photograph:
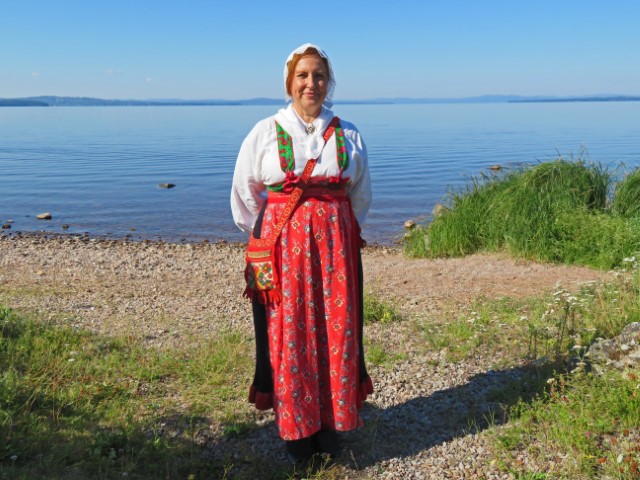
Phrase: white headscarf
[{"left": 283, "top": 43, "right": 335, "bottom": 108}]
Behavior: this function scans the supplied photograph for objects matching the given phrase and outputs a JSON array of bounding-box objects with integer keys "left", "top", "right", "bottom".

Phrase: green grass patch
[
  {"left": 419, "top": 264, "right": 640, "bottom": 366},
  {"left": 496, "top": 371, "right": 640, "bottom": 479},
  {"left": 364, "top": 341, "right": 407, "bottom": 368},
  {"left": 411, "top": 264, "right": 640, "bottom": 477},
  {"left": 0, "top": 306, "right": 252, "bottom": 479},
  {"left": 489, "top": 267, "right": 640, "bottom": 478},
  {"left": 404, "top": 158, "right": 640, "bottom": 269},
  {"left": 362, "top": 294, "right": 406, "bottom": 367},
  {"left": 363, "top": 293, "right": 403, "bottom": 325}
]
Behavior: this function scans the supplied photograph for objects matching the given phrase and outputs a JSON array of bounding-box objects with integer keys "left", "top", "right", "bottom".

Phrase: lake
[{"left": 1, "top": 102, "right": 639, "bottom": 245}]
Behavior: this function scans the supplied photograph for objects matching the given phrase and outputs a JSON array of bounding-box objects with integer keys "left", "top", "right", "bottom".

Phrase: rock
[
  {"left": 5, "top": 219, "right": 13, "bottom": 224},
  {"left": 62, "top": 224, "right": 69, "bottom": 229},
  {"left": 432, "top": 203, "right": 448, "bottom": 218},
  {"left": 158, "top": 183, "right": 176, "bottom": 189},
  {"left": 1, "top": 224, "right": 10, "bottom": 230},
  {"left": 404, "top": 220, "right": 416, "bottom": 230},
  {"left": 586, "top": 322, "right": 640, "bottom": 372},
  {"left": 488, "top": 164, "right": 502, "bottom": 171},
  {"left": 36, "top": 212, "right": 53, "bottom": 220}
]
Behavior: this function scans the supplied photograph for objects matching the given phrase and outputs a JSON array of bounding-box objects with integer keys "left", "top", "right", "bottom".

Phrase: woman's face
[{"left": 290, "top": 55, "right": 328, "bottom": 120}]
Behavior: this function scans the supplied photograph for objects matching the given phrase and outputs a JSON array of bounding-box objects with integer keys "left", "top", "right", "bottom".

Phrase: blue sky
[{"left": 2, "top": 0, "right": 639, "bottom": 100}]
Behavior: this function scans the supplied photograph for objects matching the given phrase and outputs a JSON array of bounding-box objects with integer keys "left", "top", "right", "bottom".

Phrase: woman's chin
[{"left": 296, "top": 101, "right": 323, "bottom": 117}]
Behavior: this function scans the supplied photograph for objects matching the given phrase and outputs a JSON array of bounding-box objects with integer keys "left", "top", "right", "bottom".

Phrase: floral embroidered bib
[{"left": 267, "top": 119, "right": 348, "bottom": 192}]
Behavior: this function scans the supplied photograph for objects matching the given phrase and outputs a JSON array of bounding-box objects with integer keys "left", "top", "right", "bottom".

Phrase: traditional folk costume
[{"left": 231, "top": 69, "right": 373, "bottom": 440}]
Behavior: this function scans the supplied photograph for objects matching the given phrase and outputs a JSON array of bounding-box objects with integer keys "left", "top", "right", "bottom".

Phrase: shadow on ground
[
  {"left": 219, "top": 361, "right": 556, "bottom": 478},
  {"left": 2, "top": 332, "right": 555, "bottom": 480}
]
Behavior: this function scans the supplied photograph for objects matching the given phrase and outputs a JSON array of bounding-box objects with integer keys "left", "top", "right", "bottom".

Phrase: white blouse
[{"left": 230, "top": 104, "right": 372, "bottom": 233}]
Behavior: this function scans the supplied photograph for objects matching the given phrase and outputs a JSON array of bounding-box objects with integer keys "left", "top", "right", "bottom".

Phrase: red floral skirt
[{"left": 255, "top": 187, "right": 372, "bottom": 440}]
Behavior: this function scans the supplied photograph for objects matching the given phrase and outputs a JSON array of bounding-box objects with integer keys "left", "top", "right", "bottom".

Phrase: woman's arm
[{"left": 230, "top": 121, "right": 270, "bottom": 233}]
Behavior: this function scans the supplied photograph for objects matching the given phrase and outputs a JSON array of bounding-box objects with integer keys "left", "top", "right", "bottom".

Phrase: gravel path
[{"left": 0, "top": 233, "right": 611, "bottom": 478}]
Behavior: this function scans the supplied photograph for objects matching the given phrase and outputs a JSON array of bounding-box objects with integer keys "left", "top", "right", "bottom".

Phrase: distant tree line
[{"left": 0, "top": 99, "right": 48, "bottom": 107}]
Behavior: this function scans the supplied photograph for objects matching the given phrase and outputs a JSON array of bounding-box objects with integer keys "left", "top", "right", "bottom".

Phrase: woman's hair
[{"left": 285, "top": 47, "right": 331, "bottom": 97}]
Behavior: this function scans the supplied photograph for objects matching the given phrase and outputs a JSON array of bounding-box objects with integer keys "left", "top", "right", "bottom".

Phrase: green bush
[
  {"left": 404, "top": 158, "right": 640, "bottom": 269},
  {"left": 612, "top": 168, "right": 640, "bottom": 217}
]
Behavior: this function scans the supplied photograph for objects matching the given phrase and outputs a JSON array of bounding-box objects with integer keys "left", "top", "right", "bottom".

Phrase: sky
[{"left": 1, "top": 0, "right": 640, "bottom": 100}]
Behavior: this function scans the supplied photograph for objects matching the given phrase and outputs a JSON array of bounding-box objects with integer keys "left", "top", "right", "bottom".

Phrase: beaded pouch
[{"left": 243, "top": 235, "right": 281, "bottom": 304}]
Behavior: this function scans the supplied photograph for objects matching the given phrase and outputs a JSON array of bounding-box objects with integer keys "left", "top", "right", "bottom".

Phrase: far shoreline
[{"left": 3, "top": 94, "right": 640, "bottom": 107}]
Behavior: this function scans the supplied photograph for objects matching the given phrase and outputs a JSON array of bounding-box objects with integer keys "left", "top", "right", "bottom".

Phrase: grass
[
  {"left": 405, "top": 257, "right": 640, "bottom": 478},
  {"left": 364, "top": 341, "right": 407, "bottom": 368},
  {"left": 496, "top": 371, "right": 640, "bottom": 479},
  {"left": 363, "top": 292, "right": 403, "bottom": 325},
  {"left": 420, "top": 259, "right": 639, "bottom": 361},
  {"left": 362, "top": 293, "right": 407, "bottom": 367},
  {"left": 487, "top": 266, "right": 640, "bottom": 478},
  {"left": 612, "top": 167, "right": 640, "bottom": 218},
  {"left": 0, "top": 306, "right": 254, "bottom": 479},
  {"left": 404, "top": 158, "right": 640, "bottom": 269}
]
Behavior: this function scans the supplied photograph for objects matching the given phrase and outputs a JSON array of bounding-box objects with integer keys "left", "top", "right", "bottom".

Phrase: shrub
[
  {"left": 612, "top": 168, "right": 640, "bottom": 218},
  {"left": 404, "top": 158, "right": 640, "bottom": 268}
]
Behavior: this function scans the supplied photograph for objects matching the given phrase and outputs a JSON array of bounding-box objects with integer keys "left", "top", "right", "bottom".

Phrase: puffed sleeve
[
  {"left": 345, "top": 127, "right": 372, "bottom": 226},
  {"left": 230, "top": 120, "right": 269, "bottom": 233}
]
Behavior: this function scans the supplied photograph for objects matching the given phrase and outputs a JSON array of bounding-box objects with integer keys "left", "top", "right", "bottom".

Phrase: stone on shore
[
  {"left": 36, "top": 212, "right": 53, "bottom": 220},
  {"left": 586, "top": 322, "right": 640, "bottom": 373},
  {"left": 404, "top": 220, "right": 416, "bottom": 230},
  {"left": 432, "top": 203, "right": 448, "bottom": 218}
]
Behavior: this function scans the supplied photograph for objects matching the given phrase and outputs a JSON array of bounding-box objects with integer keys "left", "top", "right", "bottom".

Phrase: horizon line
[{"left": 2, "top": 93, "right": 640, "bottom": 107}]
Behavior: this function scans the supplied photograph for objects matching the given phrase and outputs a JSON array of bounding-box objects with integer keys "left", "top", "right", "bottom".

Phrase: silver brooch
[{"left": 305, "top": 123, "right": 316, "bottom": 135}]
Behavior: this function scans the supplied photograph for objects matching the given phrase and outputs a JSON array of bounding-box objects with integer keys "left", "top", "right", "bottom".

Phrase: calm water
[{"left": 1, "top": 103, "right": 639, "bottom": 244}]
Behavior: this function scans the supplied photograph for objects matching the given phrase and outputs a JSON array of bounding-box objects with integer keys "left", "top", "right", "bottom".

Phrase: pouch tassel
[
  {"left": 243, "top": 286, "right": 282, "bottom": 305},
  {"left": 242, "top": 286, "right": 255, "bottom": 301}
]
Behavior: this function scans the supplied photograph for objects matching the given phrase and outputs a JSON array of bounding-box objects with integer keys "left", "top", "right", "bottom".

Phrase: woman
[{"left": 231, "top": 43, "right": 373, "bottom": 463}]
